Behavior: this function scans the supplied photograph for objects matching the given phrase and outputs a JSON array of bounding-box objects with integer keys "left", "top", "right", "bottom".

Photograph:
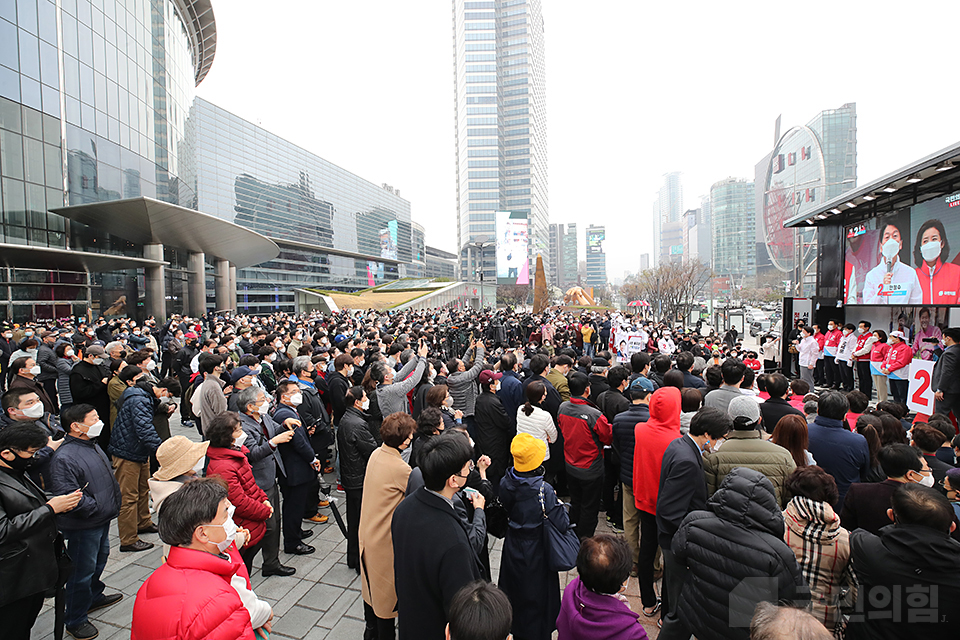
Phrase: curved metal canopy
[
  {"left": 50, "top": 197, "right": 279, "bottom": 269},
  {"left": 174, "top": 0, "right": 217, "bottom": 85},
  {"left": 0, "top": 243, "right": 167, "bottom": 272}
]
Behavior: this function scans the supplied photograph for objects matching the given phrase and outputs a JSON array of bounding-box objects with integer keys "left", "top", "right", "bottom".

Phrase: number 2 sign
[{"left": 907, "top": 360, "right": 935, "bottom": 414}]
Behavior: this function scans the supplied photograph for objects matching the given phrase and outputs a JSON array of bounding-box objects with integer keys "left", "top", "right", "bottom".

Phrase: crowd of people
[{"left": 0, "top": 307, "right": 958, "bottom": 640}]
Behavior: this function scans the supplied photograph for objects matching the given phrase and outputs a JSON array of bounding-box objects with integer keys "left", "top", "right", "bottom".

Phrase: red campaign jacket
[
  {"left": 132, "top": 545, "right": 255, "bottom": 640},
  {"left": 632, "top": 387, "right": 682, "bottom": 514},
  {"left": 916, "top": 259, "right": 960, "bottom": 305},
  {"left": 870, "top": 342, "right": 890, "bottom": 363},
  {"left": 743, "top": 358, "right": 761, "bottom": 371},
  {"left": 557, "top": 397, "right": 612, "bottom": 473},
  {"left": 825, "top": 329, "right": 842, "bottom": 349},
  {"left": 882, "top": 342, "right": 913, "bottom": 375},
  {"left": 205, "top": 446, "right": 272, "bottom": 546},
  {"left": 814, "top": 332, "right": 826, "bottom": 350}
]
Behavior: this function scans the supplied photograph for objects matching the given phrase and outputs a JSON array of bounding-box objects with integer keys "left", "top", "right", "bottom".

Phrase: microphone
[{"left": 885, "top": 257, "right": 894, "bottom": 274}]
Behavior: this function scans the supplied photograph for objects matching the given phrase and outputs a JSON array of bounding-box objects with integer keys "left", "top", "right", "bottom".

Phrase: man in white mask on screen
[{"left": 863, "top": 222, "right": 923, "bottom": 304}]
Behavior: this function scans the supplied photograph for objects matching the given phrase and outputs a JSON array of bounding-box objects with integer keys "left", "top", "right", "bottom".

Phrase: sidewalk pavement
[{"left": 33, "top": 415, "right": 660, "bottom": 640}]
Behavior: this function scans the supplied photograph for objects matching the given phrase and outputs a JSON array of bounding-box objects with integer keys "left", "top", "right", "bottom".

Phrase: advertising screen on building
[
  {"left": 844, "top": 191, "right": 960, "bottom": 305},
  {"left": 496, "top": 211, "right": 529, "bottom": 285},
  {"left": 587, "top": 228, "right": 605, "bottom": 253}
]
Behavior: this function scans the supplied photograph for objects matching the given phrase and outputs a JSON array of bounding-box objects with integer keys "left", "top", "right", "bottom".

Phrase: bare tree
[{"left": 623, "top": 261, "right": 712, "bottom": 323}]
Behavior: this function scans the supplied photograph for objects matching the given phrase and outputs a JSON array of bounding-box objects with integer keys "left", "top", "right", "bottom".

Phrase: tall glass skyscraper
[
  {"left": 452, "top": 0, "right": 549, "bottom": 281},
  {"left": 711, "top": 178, "right": 756, "bottom": 287},
  {"left": 653, "top": 171, "right": 683, "bottom": 264}
]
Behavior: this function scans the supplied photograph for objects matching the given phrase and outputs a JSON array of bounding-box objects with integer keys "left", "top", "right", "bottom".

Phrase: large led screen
[
  {"left": 844, "top": 191, "right": 960, "bottom": 305},
  {"left": 496, "top": 211, "right": 529, "bottom": 285}
]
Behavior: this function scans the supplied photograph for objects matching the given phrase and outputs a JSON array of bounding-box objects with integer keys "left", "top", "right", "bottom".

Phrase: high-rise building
[
  {"left": 652, "top": 172, "right": 683, "bottom": 264},
  {"left": 586, "top": 225, "right": 607, "bottom": 288},
  {"left": 548, "top": 222, "right": 577, "bottom": 288},
  {"left": 756, "top": 103, "right": 857, "bottom": 295},
  {"left": 452, "top": 0, "right": 549, "bottom": 283},
  {"left": 710, "top": 178, "right": 756, "bottom": 289},
  {"left": 639, "top": 254, "right": 650, "bottom": 271},
  {"left": 682, "top": 203, "right": 712, "bottom": 267}
]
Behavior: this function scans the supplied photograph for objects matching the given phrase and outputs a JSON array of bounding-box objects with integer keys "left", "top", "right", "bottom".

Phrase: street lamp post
[{"left": 465, "top": 234, "right": 495, "bottom": 309}]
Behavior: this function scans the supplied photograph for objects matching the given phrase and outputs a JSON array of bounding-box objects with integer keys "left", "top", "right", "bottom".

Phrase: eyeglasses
[
  {"left": 455, "top": 461, "right": 476, "bottom": 479},
  {"left": 12, "top": 448, "right": 41, "bottom": 459}
]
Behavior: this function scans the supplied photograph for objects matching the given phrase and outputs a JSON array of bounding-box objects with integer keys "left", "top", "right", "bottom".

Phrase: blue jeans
[{"left": 63, "top": 523, "right": 111, "bottom": 627}]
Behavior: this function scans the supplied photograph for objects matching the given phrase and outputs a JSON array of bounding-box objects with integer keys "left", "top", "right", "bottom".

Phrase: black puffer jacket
[
  {"left": 0, "top": 468, "right": 58, "bottom": 606},
  {"left": 672, "top": 467, "right": 809, "bottom": 640},
  {"left": 336, "top": 406, "right": 378, "bottom": 491}
]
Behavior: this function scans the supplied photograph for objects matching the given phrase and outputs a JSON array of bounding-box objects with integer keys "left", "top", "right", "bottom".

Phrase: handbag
[
  {"left": 538, "top": 482, "right": 579, "bottom": 572},
  {"left": 485, "top": 496, "right": 509, "bottom": 538}
]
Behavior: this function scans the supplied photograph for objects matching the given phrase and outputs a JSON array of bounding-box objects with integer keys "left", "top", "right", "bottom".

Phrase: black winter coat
[
  {"left": 0, "top": 467, "right": 58, "bottom": 606},
  {"left": 498, "top": 467, "right": 569, "bottom": 640},
  {"left": 392, "top": 488, "right": 481, "bottom": 640},
  {"left": 758, "top": 397, "right": 804, "bottom": 434},
  {"left": 48, "top": 435, "right": 120, "bottom": 530},
  {"left": 336, "top": 407, "right": 378, "bottom": 491},
  {"left": 474, "top": 390, "right": 513, "bottom": 485},
  {"left": 846, "top": 523, "right": 960, "bottom": 640},
  {"left": 273, "top": 404, "right": 318, "bottom": 488},
  {"left": 611, "top": 403, "right": 649, "bottom": 486},
  {"left": 325, "top": 371, "right": 351, "bottom": 425},
  {"left": 672, "top": 467, "right": 809, "bottom": 640},
  {"left": 69, "top": 360, "right": 110, "bottom": 426},
  {"left": 596, "top": 387, "right": 629, "bottom": 424},
  {"left": 587, "top": 374, "right": 610, "bottom": 406}
]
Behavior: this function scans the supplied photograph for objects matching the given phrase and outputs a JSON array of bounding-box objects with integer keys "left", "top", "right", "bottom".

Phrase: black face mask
[{"left": 3, "top": 450, "right": 36, "bottom": 471}]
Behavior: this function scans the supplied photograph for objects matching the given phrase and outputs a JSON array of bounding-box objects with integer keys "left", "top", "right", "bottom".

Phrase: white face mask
[
  {"left": 233, "top": 431, "right": 247, "bottom": 448},
  {"left": 2, "top": 333, "right": 10, "bottom": 339},
  {"left": 881, "top": 238, "right": 900, "bottom": 260},
  {"left": 28, "top": 365, "right": 41, "bottom": 376},
  {"left": 361, "top": 399, "right": 370, "bottom": 411},
  {"left": 921, "top": 240, "right": 942, "bottom": 262},
  {"left": 917, "top": 472, "right": 935, "bottom": 488},
  {"left": 65, "top": 349, "right": 74, "bottom": 357},
  {"left": 191, "top": 457, "right": 205, "bottom": 475},
  {"left": 23, "top": 402, "right": 44, "bottom": 418},
  {"left": 208, "top": 505, "right": 238, "bottom": 553},
  {"left": 444, "top": 396, "right": 454, "bottom": 408},
  {"left": 92, "top": 357, "right": 104, "bottom": 365},
  {"left": 83, "top": 420, "right": 104, "bottom": 438},
  {"left": 257, "top": 400, "right": 270, "bottom": 415},
  {"left": 146, "top": 359, "right": 157, "bottom": 371},
  {"left": 288, "top": 392, "right": 303, "bottom": 406}
]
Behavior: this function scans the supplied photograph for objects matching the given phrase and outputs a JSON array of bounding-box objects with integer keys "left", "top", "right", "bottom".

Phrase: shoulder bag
[{"left": 538, "top": 481, "right": 579, "bottom": 572}]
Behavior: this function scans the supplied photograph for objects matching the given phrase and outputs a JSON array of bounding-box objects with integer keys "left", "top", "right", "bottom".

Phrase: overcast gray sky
[{"left": 197, "top": 0, "right": 960, "bottom": 279}]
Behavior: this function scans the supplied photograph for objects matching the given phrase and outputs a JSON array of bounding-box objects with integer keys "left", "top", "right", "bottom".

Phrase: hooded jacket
[
  {"left": 632, "top": 387, "right": 681, "bottom": 514},
  {"left": 204, "top": 446, "right": 271, "bottom": 547},
  {"left": 556, "top": 576, "right": 649, "bottom": 640},
  {"left": 783, "top": 496, "right": 855, "bottom": 631},
  {"left": 846, "top": 523, "right": 960, "bottom": 640},
  {"left": 672, "top": 468, "right": 809, "bottom": 640}
]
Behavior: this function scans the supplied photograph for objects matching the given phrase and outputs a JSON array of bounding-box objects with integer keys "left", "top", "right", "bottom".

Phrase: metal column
[
  {"left": 143, "top": 243, "right": 166, "bottom": 320},
  {"left": 187, "top": 251, "right": 206, "bottom": 317}
]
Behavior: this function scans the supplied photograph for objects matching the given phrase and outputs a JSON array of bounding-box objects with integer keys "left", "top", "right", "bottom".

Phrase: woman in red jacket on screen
[
  {"left": 913, "top": 219, "right": 960, "bottom": 305},
  {"left": 204, "top": 412, "right": 273, "bottom": 573}
]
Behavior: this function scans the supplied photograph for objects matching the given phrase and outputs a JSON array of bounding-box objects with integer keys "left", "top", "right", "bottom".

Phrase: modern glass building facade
[
  {"left": 0, "top": 0, "right": 437, "bottom": 320},
  {"left": 711, "top": 177, "right": 756, "bottom": 288},
  {"left": 452, "top": 0, "right": 549, "bottom": 283},
  {"left": 653, "top": 171, "right": 683, "bottom": 265},
  {"left": 585, "top": 224, "right": 606, "bottom": 288},
  {"left": 192, "top": 98, "right": 422, "bottom": 314}
]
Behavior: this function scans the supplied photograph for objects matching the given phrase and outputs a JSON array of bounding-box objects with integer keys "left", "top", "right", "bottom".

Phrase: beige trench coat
[{"left": 358, "top": 444, "right": 411, "bottom": 619}]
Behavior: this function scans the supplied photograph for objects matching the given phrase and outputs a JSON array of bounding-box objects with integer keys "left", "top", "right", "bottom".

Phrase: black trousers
[
  {"left": 239, "top": 538, "right": 265, "bottom": 575},
  {"left": 890, "top": 379, "right": 909, "bottom": 404},
  {"left": 638, "top": 509, "right": 660, "bottom": 609},
  {"left": 0, "top": 591, "right": 44, "bottom": 640},
  {"left": 602, "top": 449, "right": 622, "bottom": 527},
  {"left": 41, "top": 378, "right": 59, "bottom": 413},
  {"left": 280, "top": 479, "right": 311, "bottom": 551},
  {"left": 661, "top": 546, "right": 687, "bottom": 618},
  {"left": 936, "top": 392, "right": 960, "bottom": 419},
  {"left": 857, "top": 361, "right": 873, "bottom": 398},
  {"left": 824, "top": 356, "right": 838, "bottom": 388},
  {"left": 363, "top": 601, "right": 395, "bottom": 640},
  {"left": 260, "top": 482, "right": 282, "bottom": 572},
  {"left": 838, "top": 360, "right": 854, "bottom": 391},
  {"left": 567, "top": 471, "right": 603, "bottom": 539},
  {"left": 346, "top": 487, "right": 363, "bottom": 570},
  {"left": 814, "top": 359, "right": 825, "bottom": 385}
]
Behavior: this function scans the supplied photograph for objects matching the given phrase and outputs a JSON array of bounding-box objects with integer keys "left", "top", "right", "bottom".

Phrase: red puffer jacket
[
  {"left": 205, "top": 446, "right": 272, "bottom": 546},
  {"left": 633, "top": 387, "right": 682, "bottom": 514},
  {"left": 132, "top": 544, "right": 255, "bottom": 640}
]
